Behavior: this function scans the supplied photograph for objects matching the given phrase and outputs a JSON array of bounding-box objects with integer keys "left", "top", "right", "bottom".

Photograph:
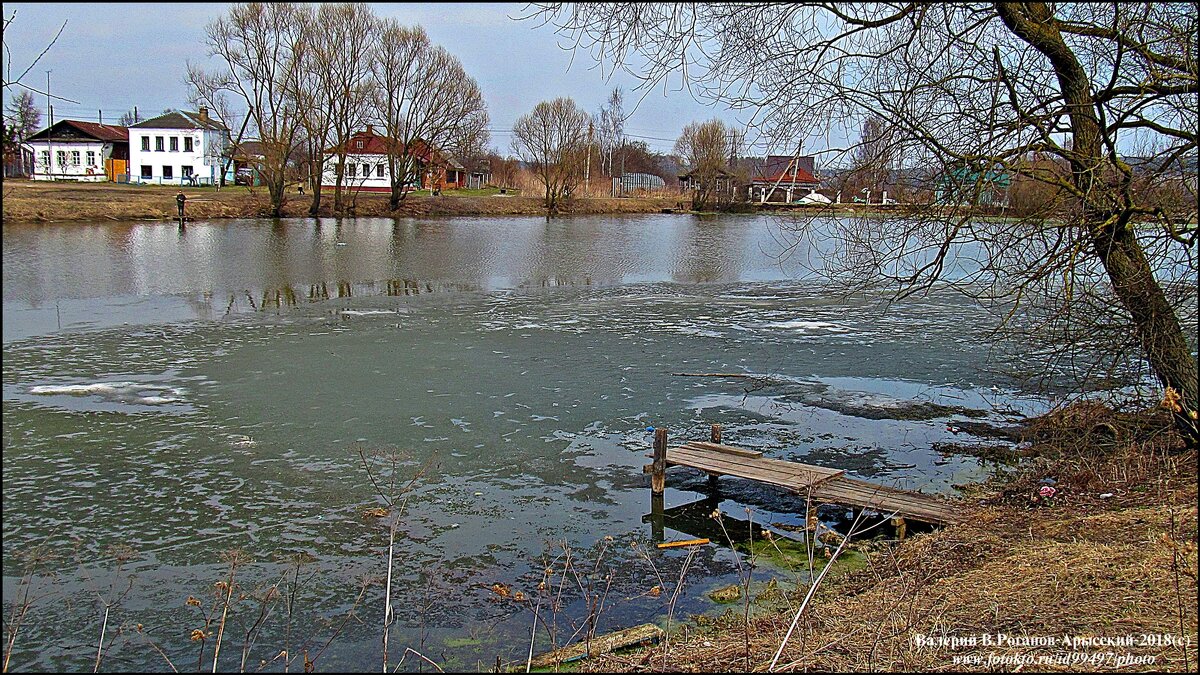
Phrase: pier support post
[
  {"left": 651, "top": 428, "right": 667, "bottom": 494},
  {"left": 707, "top": 424, "right": 722, "bottom": 491},
  {"left": 891, "top": 516, "right": 907, "bottom": 541},
  {"left": 650, "top": 492, "right": 665, "bottom": 543}
]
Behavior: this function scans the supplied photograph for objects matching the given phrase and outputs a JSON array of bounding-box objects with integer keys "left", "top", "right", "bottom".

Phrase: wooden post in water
[
  {"left": 650, "top": 491, "right": 665, "bottom": 543},
  {"left": 707, "top": 424, "right": 722, "bottom": 491},
  {"left": 651, "top": 428, "right": 667, "bottom": 494}
]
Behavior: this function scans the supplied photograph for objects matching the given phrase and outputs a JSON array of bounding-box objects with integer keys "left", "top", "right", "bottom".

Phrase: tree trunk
[
  {"left": 308, "top": 178, "right": 322, "bottom": 216},
  {"left": 269, "top": 180, "right": 285, "bottom": 218},
  {"left": 998, "top": 1, "right": 1199, "bottom": 445},
  {"left": 1095, "top": 217, "right": 1199, "bottom": 443}
]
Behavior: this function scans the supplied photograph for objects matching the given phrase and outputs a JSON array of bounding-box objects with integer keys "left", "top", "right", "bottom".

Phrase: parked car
[{"left": 235, "top": 168, "right": 254, "bottom": 186}]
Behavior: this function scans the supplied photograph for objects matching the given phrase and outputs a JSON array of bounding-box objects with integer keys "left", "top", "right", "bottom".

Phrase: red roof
[
  {"left": 754, "top": 166, "right": 818, "bottom": 184},
  {"left": 29, "top": 120, "right": 129, "bottom": 143},
  {"left": 69, "top": 120, "right": 128, "bottom": 142},
  {"left": 327, "top": 130, "right": 458, "bottom": 167}
]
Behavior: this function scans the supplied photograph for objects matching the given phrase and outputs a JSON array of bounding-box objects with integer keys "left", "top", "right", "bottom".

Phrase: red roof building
[
  {"left": 25, "top": 120, "right": 130, "bottom": 182},
  {"left": 747, "top": 155, "right": 820, "bottom": 202},
  {"left": 321, "top": 126, "right": 466, "bottom": 193}
]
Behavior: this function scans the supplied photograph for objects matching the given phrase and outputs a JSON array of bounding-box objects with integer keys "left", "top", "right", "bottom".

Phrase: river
[{"left": 3, "top": 214, "right": 1044, "bottom": 671}]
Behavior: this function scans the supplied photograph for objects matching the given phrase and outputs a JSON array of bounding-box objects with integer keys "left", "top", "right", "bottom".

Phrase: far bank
[
  {"left": 1, "top": 179, "right": 691, "bottom": 224},
  {"left": 1, "top": 179, "right": 912, "bottom": 224}
]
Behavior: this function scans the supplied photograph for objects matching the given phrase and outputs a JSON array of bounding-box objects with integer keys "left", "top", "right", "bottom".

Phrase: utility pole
[
  {"left": 46, "top": 70, "right": 54, "bottom": 178},
  {"left": 585, "top": 120, "right": 593, "bottom": 193}
]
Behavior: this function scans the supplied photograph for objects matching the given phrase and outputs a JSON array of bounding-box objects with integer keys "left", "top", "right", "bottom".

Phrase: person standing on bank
[{"left": 176, "top": 190, "right": 187, "bottom": 225}]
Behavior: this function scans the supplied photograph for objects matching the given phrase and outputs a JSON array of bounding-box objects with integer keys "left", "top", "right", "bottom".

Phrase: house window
[
  {"left": 170, "top": 137, "right": 179, "bottom": 152},
  {"left": 141, "top": 165, "right": 152, "bottom": 178},
  {"left": 56, "top": 150, "right": 67, "bottom": 167},
  {"left": 163, "top": 166, "right": 174, "bottom": 179},
  {"left": 356, "top": 140, "right": 364, "bottom": 150},
  {"left": 141, "top": 136, "right": 150, "bottom": 151},
  {"left": 361, "top": 163, "right": 369, "bottom": 178},
  {"left": 347, "top": 164, "right": 356, "bottom": 177},
  {"left": 155, "top": 136, "right": 164, "bottom": 152},
  {"left": 376, "top": 164, "right": 384, "bottom": 177},
  {"left": 70, "top": 151, "right": 80, "bottom": 166},
  {"left": 182, "top": 165, "right": 193, "bottom": 177},
  {"left": 184, "top": 137, "right": 194, "bottom": 152},
  {"left": 87, "top": 151, "right": 96, "bottom": 166}
]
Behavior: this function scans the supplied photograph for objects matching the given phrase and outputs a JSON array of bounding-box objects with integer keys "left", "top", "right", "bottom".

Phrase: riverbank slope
[
  {"left": 582, "top": 404, "right": 1198, "bottom": 672},
  {"left": 1, "top": 179, "right": 687, "bottom": 223}
]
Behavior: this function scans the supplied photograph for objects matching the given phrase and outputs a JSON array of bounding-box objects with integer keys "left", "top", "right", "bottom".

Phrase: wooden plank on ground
[{"left": 524, "top": 623, "right": 664, "bottom": 670}]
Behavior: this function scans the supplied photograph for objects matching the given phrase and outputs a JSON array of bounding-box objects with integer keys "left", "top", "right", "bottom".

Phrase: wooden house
[
  {"left": 25, "top": 120, "right": 129, "bottom": 182},
  {"left": 747, "top": 155, "right": 820, "bottom": 203}
]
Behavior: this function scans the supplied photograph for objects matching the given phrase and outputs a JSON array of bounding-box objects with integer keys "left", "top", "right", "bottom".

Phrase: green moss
[
  {"left": 737, "top": 538, "right": 869, "bottom": 577},
  {"left": 443, "top": 636, "right": 484, "bottom": 649}
]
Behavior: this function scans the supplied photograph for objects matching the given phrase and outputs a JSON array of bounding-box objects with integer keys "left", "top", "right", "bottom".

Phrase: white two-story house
[
  {"left": 25, "top": 120, "right": 130, "bottom": 182},
  {"left": 128, "top": 108, "right": 231, "bottom": 186}
]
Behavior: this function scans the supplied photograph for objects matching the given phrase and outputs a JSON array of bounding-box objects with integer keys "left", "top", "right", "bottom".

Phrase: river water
[{"left": 3, "top": 214, "right": 1043, "bottom": 671}]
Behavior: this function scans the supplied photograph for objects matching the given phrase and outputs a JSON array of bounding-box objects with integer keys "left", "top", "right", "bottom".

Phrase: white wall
[
  {"left": 27, "top": 140, "right": 112, "bottom": 181},
  {"left": 128, "top": 127, "right": 229, "bottom": 185},
  {"left": 320, "top": 153, "right": 400, "bottom": 191}
]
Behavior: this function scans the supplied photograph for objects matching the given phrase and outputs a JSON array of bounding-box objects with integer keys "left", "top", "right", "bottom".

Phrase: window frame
[
  {"left": 141, "top": 165, "right": 153, "bottom": 178},
  {"left": 141, "top": 136, "right": 150, "bottom": 151},
  {"left": 184, "top": 137, "right": 194, "bottom": 152},
  {"left": 162, "top": 165, "right": 174, "bottom": 179},
  {"left": 155, "top": 136, "right": 164, "bottom": 152},
  {"left": 169, "top": 137, "right": 179, "bottom": 152}
]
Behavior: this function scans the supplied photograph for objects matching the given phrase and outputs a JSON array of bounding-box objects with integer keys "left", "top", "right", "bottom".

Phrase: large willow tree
[{"left": 530, "top": 2, "right": 1199, "bottom": 445}]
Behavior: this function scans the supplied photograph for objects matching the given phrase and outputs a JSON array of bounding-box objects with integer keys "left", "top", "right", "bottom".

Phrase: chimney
[
  {"left": 198, "top": 107, "right": 209, "bottom": 123},
  {"left": 366, "top": 124, "right": 374, "bottom": 135}
]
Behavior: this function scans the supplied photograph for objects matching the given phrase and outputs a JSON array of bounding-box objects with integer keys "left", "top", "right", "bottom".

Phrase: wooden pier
[{"left": 645, "top": 425, "right": 961, "bottom": 528}]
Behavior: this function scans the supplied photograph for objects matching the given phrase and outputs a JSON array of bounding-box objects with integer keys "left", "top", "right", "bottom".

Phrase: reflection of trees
[{"left": 672, "top": 217, "right": 740, "bottom": 283}]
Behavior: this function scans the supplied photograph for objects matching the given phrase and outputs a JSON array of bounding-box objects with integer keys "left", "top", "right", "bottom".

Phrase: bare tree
[
  {"left": 845, "top": 115, "right": 896, "bottom": 200},
  {"left": 188, "top": 2, "right": 309, "bottom": 217},
  {"left": 313, "top": 2, "right": 377, "bottom": 214},
  {"left": 290, "top": 4, "right": 332, "bottom": 215},
  {"left": 371, "top": 21, "right": 488, "bottom": 208},
  {"left": 530, "top": 3, "right": 1199, "bottom": 444},
  {"left": 595, "top": 87, "right": 624, "bottom": 176},
  {"left": 487, "top": 151, "right": 519, "bottom": 189},
  {"left": 3, "top": 90, "right": 40, "bottom": 174},
  {"left": 511, "top": 97, "right": 590, "bottom": 212},
  {"left": 675, "top": 118, "right": 732, "bottom": 210},
  {"left": 116, "top": 109, "right": 140, "bottom": 127}
]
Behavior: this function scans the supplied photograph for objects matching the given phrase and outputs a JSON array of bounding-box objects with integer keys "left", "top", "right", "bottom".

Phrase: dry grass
[
  {"left": 0, "top": 178, "right": 684, "bottom": 223},
  {"left": 582, "top": 404, "right": 1198, "bottom": 672}
]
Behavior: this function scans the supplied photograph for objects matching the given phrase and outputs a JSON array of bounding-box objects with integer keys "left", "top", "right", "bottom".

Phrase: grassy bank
[
  {"left": 0, "top": 179, "right": 684, "bottom": 223},
  {"left": 580, "top": 403, "right": 1198, "bottom": 672}
]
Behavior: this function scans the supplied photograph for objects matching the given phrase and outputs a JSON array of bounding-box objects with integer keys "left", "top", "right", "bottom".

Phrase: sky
[{"left": 1, "top": 2, "right": 776, "bottom": 157}]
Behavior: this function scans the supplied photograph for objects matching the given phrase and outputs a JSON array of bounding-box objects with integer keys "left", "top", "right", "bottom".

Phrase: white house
[
  {"left": 320, "top": 126, "right": 467, "bottom": 193},
  {"left": 128, "top": 108, "right": 231, "bottom": 186},
  {"left": 25, "top": 120, "right": 130, "bottom": 182}
]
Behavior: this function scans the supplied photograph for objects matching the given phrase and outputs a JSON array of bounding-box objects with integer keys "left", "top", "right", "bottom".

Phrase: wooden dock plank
[
  {"left": 659, "top": 441, "right": 960, "bottom": 525},
  {"left": 682, "top": 441, "right": 764, "bottom": 458},
  {"left": 668, "top": 446, "right": 844, "bottom": 486}
]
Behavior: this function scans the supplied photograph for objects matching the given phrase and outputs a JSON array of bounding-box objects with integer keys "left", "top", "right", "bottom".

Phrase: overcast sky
[{"left": 2, "top": 2, "right": 800, "bottom": 156}]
